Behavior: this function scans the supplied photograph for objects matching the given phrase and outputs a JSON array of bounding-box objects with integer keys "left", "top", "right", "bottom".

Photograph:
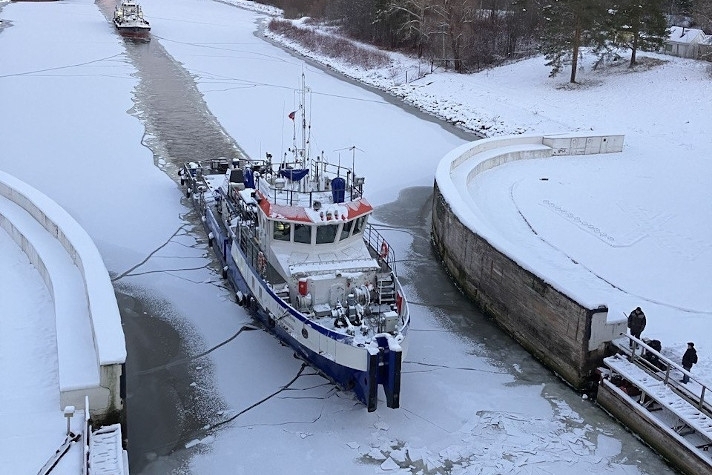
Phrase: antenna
[
  {"left": 281, "top": 100, "right": 285, "bottom": 167},
  {"left": 333, "top": 145, "right": 365, "bottom": 187},
  {"left": 351, "top": 146, "right": 355, "bottom": 179},
  {"left": 300, "top": 71, "right": 307, "bottom": 157}
]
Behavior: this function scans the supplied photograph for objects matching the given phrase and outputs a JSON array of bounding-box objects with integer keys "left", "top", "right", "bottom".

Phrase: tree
[
  {"left": 259, "top": 0, "right": 329, "bottom": 18},
  {"left": 539, "top": 0, "right": 607, "bottom": 83},
  {"left": 381, "top": 0, "right": 436, "bottom": 55},
  {"left": 325, "top": 0, "right": 405, "bottom": 47},
  {"left": 431, "top": 0, "right": 476, "bottom": 72},
  {"left": 329, "top": 0, "right": 379, "bottom": 42},
  {"left": 692, "top": 0, "right": 712, "bottom": 31},
  {"left": 508, "top": 0, "right": 546, "bottom": 57},
  {"left": 612, "top": 0, "right": 668, "bottom": 66},
  {"left": 676, "top": 0, "right": 694, "bottom": 15}
]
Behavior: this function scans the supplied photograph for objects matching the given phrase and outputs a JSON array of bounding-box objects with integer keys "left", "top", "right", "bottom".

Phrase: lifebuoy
[{"left": 380, "top": 241, "right": 389, "bottom": 259}]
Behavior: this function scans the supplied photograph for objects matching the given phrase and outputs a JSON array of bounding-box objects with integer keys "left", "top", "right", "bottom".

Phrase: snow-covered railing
[
  {"left": 620, "top": 334, "right": 709, "bottom": 411},
  {"left": 605, "top": 353, "right": 712, "bottom": 448},
  {"left": 83, "top": 395, "right": 129, "bottom": 475},
  {"left": 0, "top": 171, "right": 125, "bottom": 420}
]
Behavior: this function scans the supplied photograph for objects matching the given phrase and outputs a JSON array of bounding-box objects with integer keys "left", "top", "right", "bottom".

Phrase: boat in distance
[
  {"left": 113, "top": 0, "right": 150, "bottom": 38},
  {"left": 179, "top": 75, "right": 409, "bottom": 411}
]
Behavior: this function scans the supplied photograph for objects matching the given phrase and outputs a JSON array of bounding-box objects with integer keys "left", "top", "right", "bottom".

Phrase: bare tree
[
  {"left": 383, "top": 0, "right": 436, "bottom": 57},
  {"left": 259, "top": 0, "right": 329, "bottom": 18},
  {"left": 265, "top": 0, "right": 544, "bottom": 73},
  {"left": 431, "top": 0, "right": 476, "bottom": 72},
  {"left": 693, "top": 0, "right": 712, "bottom": 31}
]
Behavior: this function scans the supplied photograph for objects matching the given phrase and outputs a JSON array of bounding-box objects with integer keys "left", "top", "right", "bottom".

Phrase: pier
[{"left": 599, "top": 336, "right": 712, "bottom": 475}]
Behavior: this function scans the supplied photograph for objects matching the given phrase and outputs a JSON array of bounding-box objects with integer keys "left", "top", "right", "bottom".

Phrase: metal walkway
[{"left": 602, "top": 336, "right": 712, "bottom": 467}]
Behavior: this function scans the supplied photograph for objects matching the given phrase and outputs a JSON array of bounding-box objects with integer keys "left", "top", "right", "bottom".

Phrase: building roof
[{"left": 667, "top": 26, "right": 708, "bottom": 44}]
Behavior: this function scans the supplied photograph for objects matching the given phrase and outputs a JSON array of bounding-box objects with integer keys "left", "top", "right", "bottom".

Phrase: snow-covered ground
[
  {"left": 252, "top": 0, "right": 712, "bottom": 375},
  {"left": 0, "top": 0, "right": 708, "bottom": 473}
]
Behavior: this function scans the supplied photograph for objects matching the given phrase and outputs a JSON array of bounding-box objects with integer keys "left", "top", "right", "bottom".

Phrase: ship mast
[
  {"left": 282, "top": 71, "right": 314, "bottom": 193},
  {"left": 299, "top": 72, "right": 310, "bottom": 191},
  {"left": 300, "top": 72, "right": 308, "bottom": 165}
]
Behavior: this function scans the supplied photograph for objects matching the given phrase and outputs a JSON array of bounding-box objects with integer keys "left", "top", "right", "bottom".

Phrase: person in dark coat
[
  {"left": 681, "top": 342, "right": 698, "bottom": 384},
  {"left": 627, "top": 307, "right": 646, "bottom": 347},
  {"left": 642, "top": 339, "right": 665, "bottom": 371}
]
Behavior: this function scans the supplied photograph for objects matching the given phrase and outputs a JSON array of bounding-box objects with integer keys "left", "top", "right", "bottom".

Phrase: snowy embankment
[{"left": 246, "top": 6, "right": 712, "bottom": 385}]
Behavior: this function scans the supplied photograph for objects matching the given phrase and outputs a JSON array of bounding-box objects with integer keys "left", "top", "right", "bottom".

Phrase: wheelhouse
[{"left": 267, "top": 215, "right": 368, "bottom": 246}]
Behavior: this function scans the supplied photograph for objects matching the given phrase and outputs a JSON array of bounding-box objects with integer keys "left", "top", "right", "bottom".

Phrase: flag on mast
[{"left": 288, "top": 110, "right": 296, "bottom": 120}]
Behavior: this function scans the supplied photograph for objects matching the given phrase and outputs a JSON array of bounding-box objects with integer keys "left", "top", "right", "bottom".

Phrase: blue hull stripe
[{"left": 199, "top": 201, "right": 400, "bottom": 411}]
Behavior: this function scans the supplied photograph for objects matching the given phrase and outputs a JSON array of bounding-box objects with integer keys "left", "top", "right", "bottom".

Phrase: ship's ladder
[{"left": 377, "top": 273, "right": 396, "bottom": 306}]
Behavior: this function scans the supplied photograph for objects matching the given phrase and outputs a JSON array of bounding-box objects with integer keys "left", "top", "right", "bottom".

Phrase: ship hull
[
  {"left": 198, "top": 198, "right": 405, "bottom": 411},
  {"left": 114, "top": 23, "right": 151, "bottom": 38}
]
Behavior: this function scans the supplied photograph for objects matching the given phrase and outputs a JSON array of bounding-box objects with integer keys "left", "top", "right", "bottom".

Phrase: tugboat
[
  {"left": 113, "top": 0, "right": 150, "bottom": 39},
  {"left": 180, "top": 74, "right": 409, "bottom": 411}
]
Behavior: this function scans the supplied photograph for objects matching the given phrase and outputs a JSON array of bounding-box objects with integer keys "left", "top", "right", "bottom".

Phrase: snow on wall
[
  {"left": 432, "top": 133, "right": 627, "bottom": 387},
  {"left": 0, "top": 171, "right": 126, "bottom": 365},
  {"left": 435, "top": 133, "right": 624, "bottom": 309}
]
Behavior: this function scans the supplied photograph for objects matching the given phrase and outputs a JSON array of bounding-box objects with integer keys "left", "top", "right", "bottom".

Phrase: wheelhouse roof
[{"left": 256, "top": 190, "right": 373, "bottom": 223}]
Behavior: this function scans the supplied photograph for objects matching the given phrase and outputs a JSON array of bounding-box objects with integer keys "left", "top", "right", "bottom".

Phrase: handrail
[
  {"left": 622, "top": 333, "right": 709, "bottom": 412},
  {"left": 256, "top": 175, "right": 363, "bottom": 207},
  {"left": 363, "top": 224, "right": 396, "bottom": 274}
]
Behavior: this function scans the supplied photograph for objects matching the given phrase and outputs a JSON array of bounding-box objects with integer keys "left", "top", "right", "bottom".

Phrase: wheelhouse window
[
  {"left": 352, "top": 215, "right": 367, "bottom": 235},
  {"left": 273, "top": 221, "right": 291, "bottom": 241},
  {"left": 316, "top": 223, "right": 339, "bottom": 244},
  {"left": 294, "top": 223, "right": 312, "bottom": 244},
  {"left": 340, "top": 220, "right": 353, "bottom": 240}
]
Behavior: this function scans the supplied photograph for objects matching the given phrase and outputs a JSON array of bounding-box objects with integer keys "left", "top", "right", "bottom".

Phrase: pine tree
[
  {"left": 613, "top": 0, "right": 668, "bottom": 66},
  {"left": 539, "top": 0, "right": 607, "bottom": 83}
]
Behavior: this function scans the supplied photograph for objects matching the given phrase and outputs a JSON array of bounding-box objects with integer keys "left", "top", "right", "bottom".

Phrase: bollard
[{"left": 63, "top": 406, "right": 75, "bottom": 435}]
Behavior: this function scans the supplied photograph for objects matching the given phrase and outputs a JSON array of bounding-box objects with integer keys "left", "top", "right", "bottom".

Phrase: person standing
[
  {"left": 681, "top": 342, "right": 698, "bottom": 384},
  {"left": 627, "top": 307, "right": 646, "bottom": 348}
]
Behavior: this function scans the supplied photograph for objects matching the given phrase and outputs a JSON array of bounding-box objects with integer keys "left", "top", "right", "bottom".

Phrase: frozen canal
[
  {"left": 107, "top": 3, "right": 673, "bottom": 474},
  {"left": 0, "top": 0, "right": 676, "bottom": 473}
]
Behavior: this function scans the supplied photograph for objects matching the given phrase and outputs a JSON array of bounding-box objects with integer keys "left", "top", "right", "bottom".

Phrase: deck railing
[{"left": 364, "top": 224, "right": 396, "bottom": 274}]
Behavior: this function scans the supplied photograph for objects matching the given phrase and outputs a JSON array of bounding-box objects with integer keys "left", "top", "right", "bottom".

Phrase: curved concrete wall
[
  {"left": 0, "top": 171, "right": 125, "bottom": 422},
  {"left": 432, "top": 134, "right": 626, "bottom": 389}
]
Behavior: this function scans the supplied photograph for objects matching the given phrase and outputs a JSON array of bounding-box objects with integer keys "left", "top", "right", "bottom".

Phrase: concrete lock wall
[
  {"left": 0, "top": 171, "right": 126, "bottom": 424},
  {"left": 432, "top": 134, "right": 626, "bottom": 389}
]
